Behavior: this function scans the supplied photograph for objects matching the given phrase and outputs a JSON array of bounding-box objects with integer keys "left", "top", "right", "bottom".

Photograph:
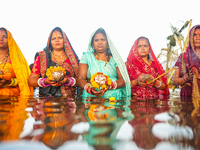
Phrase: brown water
[{"left": 0, "top": 89, "right": 199, "bottom": 150}]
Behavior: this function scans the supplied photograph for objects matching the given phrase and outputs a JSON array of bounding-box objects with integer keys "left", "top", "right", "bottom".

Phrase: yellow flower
[
  {"left": 101, "top": 84, "right": 107, "bottom": 90},
  {"left": 109, "top": 97, "right": 115, "bottom": 101},
  {"left": 46, "top": 66, "right": 66, "bottom": 81},
  {"left": 90, "top": 72, "right": 112, "bottom": 89}
]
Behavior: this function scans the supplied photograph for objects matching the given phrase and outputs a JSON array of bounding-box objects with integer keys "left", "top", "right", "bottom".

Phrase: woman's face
[
  {"left": 194, "top": 28, "right": 200, "bottom": 49},
  {"left": 137, "top": 38, "right": 150, "bottom": 58},
  {"left": 51, "top": 30, "right": 64, "bottom": 51},
  {"left": 93, "top": 32, "right": 108, "bottom": 53},
  {"left": 0, "top": 29, "right": 8, "bottom": 49}
]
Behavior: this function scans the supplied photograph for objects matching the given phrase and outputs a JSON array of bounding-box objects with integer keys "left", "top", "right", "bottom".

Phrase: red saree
[
  {"left": 126, "top": 37, "right": 169, "bottom": 97},
  {"left": 175, "top": 25, "right": 200, "bottom": 97},
  {"left": 31, "top": 27, "right": 79, "bottom": 96}
]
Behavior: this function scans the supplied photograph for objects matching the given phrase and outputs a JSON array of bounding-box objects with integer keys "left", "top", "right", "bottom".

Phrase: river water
[{"left": 0, "top": 89, "right": 199, "bottom": 150}]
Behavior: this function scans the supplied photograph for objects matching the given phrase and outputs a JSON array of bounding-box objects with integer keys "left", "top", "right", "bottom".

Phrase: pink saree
[{"left": 175, "top": 25, "right": 200, "bottom": 97}]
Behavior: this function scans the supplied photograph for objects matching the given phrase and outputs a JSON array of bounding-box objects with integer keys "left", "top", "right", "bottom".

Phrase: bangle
[
  {"left": 64, "top": 77, "right": 73, "bottom": 86},
  {"left": 154, "top": 80, "right": 161, "bottom": 88},
  {"left": 7, "top": 78, "right": 18, "bottom": 86},
  {"left": 108, "top": 81, "right": 117, "bottom": 90},
  {"left": 84, "top": 83, "right": 93, "bottom": 95},
  {"left": 71, "top": 77, "right": 76, "bottom": 86},
  {"left": 40, "top": 78, "right": 50, "bottom": 88},
  {"left": 37, "top": 78, "right": 45, "bottom": 87},
  {"left": 84, "top": 83, "right": 91, "bottom": 91},
  {"left": 182, "top": 74, "right": 189, "bottom": 82},
  {"left": 113, "top": 81, "right": 117, "bottom": 89}
]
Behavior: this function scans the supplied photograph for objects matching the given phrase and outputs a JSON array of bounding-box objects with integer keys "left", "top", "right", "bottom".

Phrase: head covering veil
[
  {"left": 46, "top": 27, "right": 79, "bottom": 76},
  {"left": 87, "top": 28, "right": 131, "bottom": 97},
  {"left": 179, "top": 25, "right": 200, "bottom": 97},
  {"left": 34, "top": 27, "right": 79, "bottom": 96},
  {"left": 4, "top": 28, "right": 33, "bottom": 95},
  {"left": 127, "top": 36, "right": 169, "bottom": 95}
]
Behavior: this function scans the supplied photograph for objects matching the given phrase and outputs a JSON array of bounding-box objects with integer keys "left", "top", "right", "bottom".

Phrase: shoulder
[
  {"left": 34, "top": 51, "right": 47, "bottom": 60},
  {"left": 82, "top": 52, "right": 93, "bottom": 56},
  {"left": 81, "top": 52, "right": 94, "bottom": 59},
  {"left": 80, "top": 52, "right": 94, "bottom": 64}
]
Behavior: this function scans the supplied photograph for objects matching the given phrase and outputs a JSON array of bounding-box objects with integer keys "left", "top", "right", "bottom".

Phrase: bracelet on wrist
[
  {"left": 154, "top": 80, "right": 161, "bottom": 88},
  {"left": 84, "top": 83, "right": 93, "bottom": 95},
  {"left": 182, "top": 74, "right": 189, "bottom": 82},
  {"left": 71, "top": 77, "right": 76, "bottom": 86},
  {"left": 64, "top": 77, "right": 75, "bottom": 86},
  {"left": 41, "top": 78, "right": 50, "bottom": 88},
  {"left": 37, "top": 78, "right": 50, "bottom": 88},
  {"left": 7, "top": 78, "right": 18, "bottom": 86},
  {"left": 108, "top": 81, "right": 117, "bottom": 90}
]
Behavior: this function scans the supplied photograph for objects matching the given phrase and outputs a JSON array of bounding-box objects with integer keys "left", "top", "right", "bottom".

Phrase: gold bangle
[
  {"left": 7, "top": 78, "right": 14, "bottom": 86},
  {"left": 7, "top": 78, "right": 18, "bottom": 86},
  {"left": 13, "top": 78, "right": 18, "bottom": 86}
]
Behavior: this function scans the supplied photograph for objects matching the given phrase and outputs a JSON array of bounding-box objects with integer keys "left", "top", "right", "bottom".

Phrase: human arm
[
  {"left": 28, "top": 56, "right": 69, "bottom": 87},
  {"left": 78, "top": 63, "right": 106, "bottom": 96},
  {"left": 0, "top": 78, "right": 11, "bottom": 88},
  {"left": 77, "top": 63, "right": 89, "bottom": 89},
  {"left": 172, "top": 68, "right": 193, "bottom": 86},
  {"left": 131, "top": 74, "right": 165, "bottom": 90},
  {"left": 114, "top": 67, "right": 125, "bottom": 88},
  {"left": 153, "top": 78, "right": 165, "bottom": 90}
]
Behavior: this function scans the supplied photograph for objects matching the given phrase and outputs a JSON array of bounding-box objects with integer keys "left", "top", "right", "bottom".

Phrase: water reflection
[{"left": 0, "top": 94, "right": 199, "bottom": 150}]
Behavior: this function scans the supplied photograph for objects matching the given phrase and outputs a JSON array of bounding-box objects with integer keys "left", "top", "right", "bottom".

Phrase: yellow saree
[{"left": 0, "top": 28, "right": 33, "bottom": 96}]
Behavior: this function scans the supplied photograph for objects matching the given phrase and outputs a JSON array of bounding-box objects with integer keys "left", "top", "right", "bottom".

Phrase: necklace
[
  {"left": 0, "top": 53, "right": 9, "bottom": 75},
  {"left": 53, "top": 52, "right": 66, "bottom": 58},
  {"left": 0, "top": 53, "right": 9, "bottom": 64},
  {"left": 95, "top": 52, "right": 108, "bottom": 69},
  {"left": 52, "top": 52, "right": 67, "bottom": 66}
]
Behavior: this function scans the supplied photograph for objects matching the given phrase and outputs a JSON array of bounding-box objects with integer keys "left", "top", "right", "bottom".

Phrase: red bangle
[
  {"left": 182, "top": 74, "right": 189, "bottom": 82},
  {"left": 108, "top": 81, "right": 117, "bottom": 90}
]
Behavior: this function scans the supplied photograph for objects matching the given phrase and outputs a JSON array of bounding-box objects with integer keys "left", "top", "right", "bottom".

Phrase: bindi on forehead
[
  {"left": 97, "top": 32, "right": 102, "bottom": 39},
  {"left": 138, "top": 39, "right": 147, "bottom": 44},
  {"left": 195, "top": 29, "right": 200, "bottom": 34},
  {"left": 55, "top": 30, "right": 58, "bottom": 37}
]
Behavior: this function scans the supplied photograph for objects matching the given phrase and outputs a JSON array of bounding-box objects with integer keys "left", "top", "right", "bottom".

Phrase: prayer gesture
[
  {"left": 137, "top": 74, "right": 155, "bottom": 88},
  {"left": 91, "top": 88, "right": 106, "bottom": 97}
]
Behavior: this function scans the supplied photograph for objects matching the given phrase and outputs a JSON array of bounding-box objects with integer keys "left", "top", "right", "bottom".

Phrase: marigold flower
[
  {"left": 46, "top": 66, "right": 66, "bottom": 81},
  {"left": 90, "top": 72, "right": 112, "bottom": 89}
]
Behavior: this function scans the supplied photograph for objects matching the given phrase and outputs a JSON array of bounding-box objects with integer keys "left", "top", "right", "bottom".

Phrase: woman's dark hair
[
  {"left": 137, "top": 37, "right": 150, "bottom": 59},
  {"left": 0, "top": 27, "right": 7, "bottom": 36},
  {"left": 91, "top": 28, "right": 112, "bottom": 56},
  {"left": 48, "top": 27, "right": 63, "bottom": 51},
  {"left": 195, "top": 26, "right": 200, "bottom": 30}
]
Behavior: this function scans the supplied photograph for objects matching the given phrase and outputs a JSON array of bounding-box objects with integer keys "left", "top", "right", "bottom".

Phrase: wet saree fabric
[
  {"left": 126, "top": 37, "right": 169, "bottom": 97},
  {"left": 31, "top": 27, "right": 79, "bottom": 96},
  {"left": 175, "top": 25, "right": 200, "bottom": 97},
  {"left": 0, "top": 28, "right": 33, "bottom": 96},
  {"left": 80, "top": 28, "right": 131, "bottom": 98}
]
